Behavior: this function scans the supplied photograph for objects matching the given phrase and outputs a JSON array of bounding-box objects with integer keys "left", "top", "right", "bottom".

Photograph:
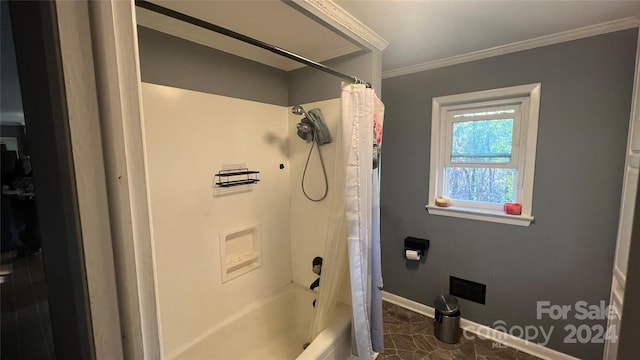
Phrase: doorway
[{"left": 1, "top": 1, "right": 95, "bottom": 359}]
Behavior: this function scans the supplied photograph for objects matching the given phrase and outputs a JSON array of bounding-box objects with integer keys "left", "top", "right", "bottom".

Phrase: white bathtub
[{"left": 174, "top": 283, "right": 352, "bottom": 360}]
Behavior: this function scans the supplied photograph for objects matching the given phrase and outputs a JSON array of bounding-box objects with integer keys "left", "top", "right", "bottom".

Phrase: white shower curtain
[
  {"left": 343, "top": 84, "right": 384, "bottom": 359},
  {"left": 310, "top": 84, "right": 384, "bottom": 359},
  {"left": 310, "top": 91, "right": 349, "bottom": 340}
]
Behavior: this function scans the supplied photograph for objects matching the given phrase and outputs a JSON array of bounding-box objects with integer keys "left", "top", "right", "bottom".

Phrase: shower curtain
[
  {"left": 343, "top": 84, "right": 384, "bottom": 359},
  {"left": 310, "top": 83, "right": 384, "bottom": 360}
]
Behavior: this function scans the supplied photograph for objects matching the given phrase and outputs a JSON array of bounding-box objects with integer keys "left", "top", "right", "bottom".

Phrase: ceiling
[
  {"left": 138, "top": 1, "right": 640, "bottom": 76},
  {"left": 136, "top": 1, "right": 363, "bottom": 71},
  {"left": 335, "top": 0, "right": 640, "bottom": 72}
]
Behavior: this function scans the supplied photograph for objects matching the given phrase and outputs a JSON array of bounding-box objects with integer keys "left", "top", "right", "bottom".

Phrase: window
[{"left": 427, "top": 84, "right": 541, "bottom": 226}]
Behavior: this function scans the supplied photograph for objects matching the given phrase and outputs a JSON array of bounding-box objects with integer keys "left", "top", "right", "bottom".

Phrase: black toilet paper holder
[{"left": 404, "top": 236, "right": 430, "bottom": 257}]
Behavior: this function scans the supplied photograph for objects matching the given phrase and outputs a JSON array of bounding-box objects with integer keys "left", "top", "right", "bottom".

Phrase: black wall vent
[{"left": 450, "top": 276, "right": 486, "bottom": 305}]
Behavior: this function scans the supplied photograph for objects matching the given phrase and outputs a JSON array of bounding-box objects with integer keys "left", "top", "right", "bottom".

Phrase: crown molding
[
  {"left": 293, "top": 0, "right": 388, "bottom": 52},
  {"left": 383, "top": 16, "right": 640, "bottom": 79}
]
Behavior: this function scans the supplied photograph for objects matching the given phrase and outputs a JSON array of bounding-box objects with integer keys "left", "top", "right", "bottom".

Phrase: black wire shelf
[{"left": 215, "top": 168, "right": 260, "bottom": 188}]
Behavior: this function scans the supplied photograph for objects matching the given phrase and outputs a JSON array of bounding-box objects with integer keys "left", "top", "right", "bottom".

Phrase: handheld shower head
[
  {"left": 291, "top": 105, "right": 307, "bottom": 117},
  {"left": 293, "top": 105, "right": 313, "bottom": 142},
  {"left": 292, "top": 105, "right": 332, "bottom": 202}
]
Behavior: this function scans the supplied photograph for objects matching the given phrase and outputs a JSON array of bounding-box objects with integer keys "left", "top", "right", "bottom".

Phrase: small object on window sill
[
  {"left": 504, "top": 203, "right": 522, "bottom": 215},
  {"left": 435, "top": 196, "right": 451, "bottom": 207}
]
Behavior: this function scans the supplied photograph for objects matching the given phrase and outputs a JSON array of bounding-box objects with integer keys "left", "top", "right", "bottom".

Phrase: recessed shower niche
[{"left": 219, "top": 224, "right": 262, "bottom": 283}]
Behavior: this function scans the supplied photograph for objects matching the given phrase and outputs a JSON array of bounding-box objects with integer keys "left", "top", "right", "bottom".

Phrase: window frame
[
  {"left": 427, "top": 83, "right": 541, "bottom": 226},
  {"left": 442, "top": 100, "right": 523, "bottom": 211}
]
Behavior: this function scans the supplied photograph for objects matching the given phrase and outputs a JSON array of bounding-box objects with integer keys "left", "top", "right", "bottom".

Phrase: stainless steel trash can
[{"left": 434, "top": 294, "right": 461, "bottom": 344}]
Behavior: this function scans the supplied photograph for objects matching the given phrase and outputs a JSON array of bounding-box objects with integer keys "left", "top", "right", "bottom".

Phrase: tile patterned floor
[{"left": 380, "top": 301, "right": 541, "bottom": 360}]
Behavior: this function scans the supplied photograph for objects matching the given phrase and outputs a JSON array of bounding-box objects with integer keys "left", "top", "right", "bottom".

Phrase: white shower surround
[
  {"left": 289, "top": 98, "right": 346, "bottom": 290},
  {"left": 142, "top": 84, "right": 352, "bottom": 357},
  {"left": 173, "top": 283, "right": 352, "bottom": 359},
  {"left": 142, "top": 83, "right": 292, "bottom": 356}
]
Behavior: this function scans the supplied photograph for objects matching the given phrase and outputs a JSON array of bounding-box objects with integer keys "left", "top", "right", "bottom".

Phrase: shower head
[
  {"left": 291, "top": 105, "right": 307, "bottom": 117},
  {"left": 294, "top": 105, "right": 314, "bottom": 143}
]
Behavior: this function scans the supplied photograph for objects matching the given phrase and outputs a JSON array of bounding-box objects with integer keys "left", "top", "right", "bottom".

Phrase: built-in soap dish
[{"left": 219, "top": 224, "right": 262, "bottom": 283}]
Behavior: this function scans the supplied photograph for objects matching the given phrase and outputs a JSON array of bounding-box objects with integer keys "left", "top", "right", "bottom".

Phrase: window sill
[{"left": 425, "top": 205, "right": 534, "bottom": 226}]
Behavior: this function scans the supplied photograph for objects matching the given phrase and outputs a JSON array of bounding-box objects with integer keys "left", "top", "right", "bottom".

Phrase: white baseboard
[
  {"left": 382, "top": 291, "right": 579, "bottom": 360},
  {"left": 383, "top": 291, "right": 436, "bottom": 318}
]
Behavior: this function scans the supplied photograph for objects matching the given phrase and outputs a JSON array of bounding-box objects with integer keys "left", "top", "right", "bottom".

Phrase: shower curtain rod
[{"left": 135, "top": 0, "right": 372, "bottom": 88}]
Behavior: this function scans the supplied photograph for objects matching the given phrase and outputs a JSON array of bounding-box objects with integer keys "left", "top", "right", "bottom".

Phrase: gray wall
[
  {"left": 288, "top": 49, "right": 381, "bottom": 105},
  {"left": 137, "top": 26, "right": 289, "bottom": 106},
  {"left": 137, "top": 26, "right": 380, "bottom": 107},
  {"left": 380, "top": 29, "right": 637, "bottom": 359},
  {"left": 1, "top": 0, "right": 24, "bottom": 125}
]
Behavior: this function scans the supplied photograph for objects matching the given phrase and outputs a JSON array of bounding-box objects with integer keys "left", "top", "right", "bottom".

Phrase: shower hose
[{"left": 301, "top": 130, "right": 329, "bottom": 202}]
